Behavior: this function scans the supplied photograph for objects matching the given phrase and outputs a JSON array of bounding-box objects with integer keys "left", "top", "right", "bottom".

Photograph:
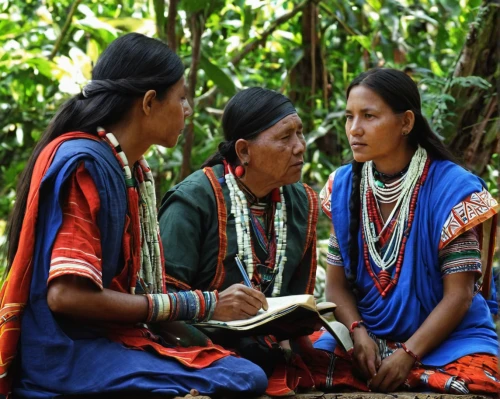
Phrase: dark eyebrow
[{"left": 345, "top": 107, "right": 378, "bottom": 113}]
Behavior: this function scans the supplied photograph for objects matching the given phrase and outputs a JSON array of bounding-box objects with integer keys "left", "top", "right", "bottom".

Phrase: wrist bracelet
[
  {"left": 146, "top": 290, "right": 219, "bottom": 323},
  {"left": 145, "top": 293, "right": 171, "bottom": 323},
  {"left": 349, "top": 320, "right": 366, "bottom": 334},
  {"left": 400, "top": 342, "right": 421, "bottom": 365}
]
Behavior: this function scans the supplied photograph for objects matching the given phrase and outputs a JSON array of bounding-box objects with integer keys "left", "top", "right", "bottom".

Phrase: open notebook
[{"left": 194, "top": 294, "right": 353, "bottom": 351}]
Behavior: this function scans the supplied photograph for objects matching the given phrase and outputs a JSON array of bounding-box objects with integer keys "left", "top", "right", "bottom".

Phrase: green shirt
[{"left": 158, "top": 164, "right": 318, "bottom": 296}]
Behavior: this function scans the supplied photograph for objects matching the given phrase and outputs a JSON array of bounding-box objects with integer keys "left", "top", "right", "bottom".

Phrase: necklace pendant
[
  {"left": 378, "top": 270, "right": 391, "bottom": 289},
  {"left": 375, "top": 179, "right": 385, "bottom": 188}
]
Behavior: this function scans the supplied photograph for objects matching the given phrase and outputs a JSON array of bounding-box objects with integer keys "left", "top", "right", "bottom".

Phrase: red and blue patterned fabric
[
  {"left": 313, "top": 159, "right": 499, "bottom": 394},
  {"left": 1, "top": 133, "right": 266, "bottom": 398}
]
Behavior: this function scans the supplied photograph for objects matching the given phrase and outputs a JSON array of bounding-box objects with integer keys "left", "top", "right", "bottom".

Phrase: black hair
[
  {"left": 346, "top": 68, "right": 457, "bottom": 292},
  {"left": 202, "top": 87, "right": 296, "bottom": 167},
  {"left": 5, "top": 33, "right": 184, "bottom": 273}
]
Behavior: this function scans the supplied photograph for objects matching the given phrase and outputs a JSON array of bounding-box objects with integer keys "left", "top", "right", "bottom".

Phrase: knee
[
  {"left": 222, "top": 357, "right": 268, "bottom": 394},
  {"left": 246, "top": 363, "right": 268, "bottom": 394}
]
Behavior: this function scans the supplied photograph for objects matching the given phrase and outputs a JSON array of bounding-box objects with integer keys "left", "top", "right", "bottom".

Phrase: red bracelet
[
  {"left": 400, "top": 343, "right": 421, "bottom": 364},
  {"left": 349, "top": 320, "right": 366, "bottom": 334}
]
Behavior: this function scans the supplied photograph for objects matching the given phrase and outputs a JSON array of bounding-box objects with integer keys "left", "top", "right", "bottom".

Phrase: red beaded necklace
[{"left": 361, "top": 158, "right": 431, "bottom": 297}]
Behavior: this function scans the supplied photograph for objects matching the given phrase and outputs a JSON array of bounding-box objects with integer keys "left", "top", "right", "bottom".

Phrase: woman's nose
[
  {"left": 184, "top": 101, "right": 193, "bottom": 118},
  {"left": 349, "top": 119, "right": 363, "bottom": 136},
  {"left": 294, "top": 135, "right": 306, "bottom": 154}
]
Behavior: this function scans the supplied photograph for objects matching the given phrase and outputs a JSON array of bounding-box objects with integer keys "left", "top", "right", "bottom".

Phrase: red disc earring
[{"left": 235, "top": 165, "right": 245, "bottom": 178}]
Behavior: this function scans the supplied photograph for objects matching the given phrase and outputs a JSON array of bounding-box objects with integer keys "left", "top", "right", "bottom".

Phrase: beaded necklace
[
  {"left": 225, "top": 166, "right": 287, "bottom": 297},
  {"left": 360, "top": 146, "right": 429, "bottom": 297},
  {"left": 98, "top": 128, "right": 164, "bottom": 295}
]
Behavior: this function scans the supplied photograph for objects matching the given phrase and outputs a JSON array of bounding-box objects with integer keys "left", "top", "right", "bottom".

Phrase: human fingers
[
  {"left": 376, "top": 351, "right": 382, "bottom": 370},
  {"left": 239, "top": 285, "right": 269, "bottom": 311},
  {"left": 369, "top": 361, "right": 390, "bottom": 391},
  {"left": 378, "top": 369, "right": 401, "bottom": 392},
  {"left": 237, "top": 299, "right": 263, "bottom": 317},
  {"left": 366, "top": 355, "right": 378, "bottom": 378},
  {"left": 386, "top": 375, "right": 405, "bottom": 393},
  {"left": 353, "top": 351, "right": 372, "bottom": 380},
  {"left": 219, "top": 284, "right": 262, "bottom": 311}
]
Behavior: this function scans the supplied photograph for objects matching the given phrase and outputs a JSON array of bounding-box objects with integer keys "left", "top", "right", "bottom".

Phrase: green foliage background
[{"left": 0, "top": 0, "right": 498, "bottom": 279}]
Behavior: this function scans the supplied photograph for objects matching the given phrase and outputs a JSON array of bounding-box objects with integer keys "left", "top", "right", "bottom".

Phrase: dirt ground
[
  {"left": 173, "top": 392, "right": 496, "bottom": 399},
  {"left": 254, "top": 392, "right": 496, "bottom": 399}
]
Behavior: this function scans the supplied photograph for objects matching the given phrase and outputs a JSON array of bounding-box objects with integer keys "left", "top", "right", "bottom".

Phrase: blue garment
[
  {"left": 14, "top": 138, "right": 267, "bottom": 398},
  {"left": 315, "top": 160, "right": 498, "bottom": 366}
]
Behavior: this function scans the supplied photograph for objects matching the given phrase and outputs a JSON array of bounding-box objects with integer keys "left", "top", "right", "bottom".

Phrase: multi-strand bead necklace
[
  {"left": 360, "top": 145, "right": 429, "bottom": 297},
  {"left": 99, "top": 128, "right": 218, "bottom": 322},
  {"left": 98, "top": 128, "right": 164, "bottom": 295},
  {"left": 225, "top": 168, "right": 288, "bottom": 297}
]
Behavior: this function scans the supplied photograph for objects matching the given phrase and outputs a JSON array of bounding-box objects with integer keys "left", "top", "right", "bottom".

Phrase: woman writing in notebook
[
  {"left": 0, "top": 33, "right": 268, "bottom": 398},
  {"left": 159, "top": 87, "right": 318, "bottom": 316},
  {"left": 314, "top": 68, "right": 499, "bottom": 394},
  {"left": 158, "top": 87, "right": 319, "bottom": 395}
]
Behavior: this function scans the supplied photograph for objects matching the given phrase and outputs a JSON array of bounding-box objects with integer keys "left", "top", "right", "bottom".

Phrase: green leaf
[
  {"left": 199, "top": 54, "right": 236, "bottom": 96},
  {"left": 180, "top": 0, "right": 206, "bottom": 14},
  {"left": 351, "top": 35, "right": 371, "bottom": 52}
]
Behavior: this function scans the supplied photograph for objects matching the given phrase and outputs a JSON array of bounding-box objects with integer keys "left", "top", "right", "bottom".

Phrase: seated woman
[
  {"left": 0, "top": 33, "right": 267, "bottom": 398},
  {"left": 158, "top": 87, "right": 319, "bottom": 393},
  {"left": 311, "top": 68, "right": 500, "bottom": 394}
]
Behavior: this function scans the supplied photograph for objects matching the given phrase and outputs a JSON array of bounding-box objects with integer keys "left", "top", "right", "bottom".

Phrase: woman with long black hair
[
  {"left": 312, "top": 68, "right": 499, "bottom": 394},
  {"left": 0, "top": 33, "right": 267, "bottom": 398}
]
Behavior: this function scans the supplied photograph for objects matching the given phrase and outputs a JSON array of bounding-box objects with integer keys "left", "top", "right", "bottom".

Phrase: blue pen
[{"left": 235, "top": 255, "right": 253, "bottom": 288}]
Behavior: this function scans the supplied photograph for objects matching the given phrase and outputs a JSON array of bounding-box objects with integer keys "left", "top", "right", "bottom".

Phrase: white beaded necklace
[
  {"left": 101, "top": 130, "right": 164, "bottom": 294},
  {"left": 225, "top": 169, "right": 288, "bottom": 297},
  {"left": 369, "top": 172, "right": 407, "bottom": 204},
  {"left": 361, "top": 145, "right": 427, "bottom": 271}
]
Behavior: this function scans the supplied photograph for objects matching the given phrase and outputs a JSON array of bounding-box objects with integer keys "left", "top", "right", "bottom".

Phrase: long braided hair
[
  {"left": 5, "top": 33, "right": 184, "bottom": 275},
  {"left": 346, "top": 68, "right": 457, "bottom": 292}
]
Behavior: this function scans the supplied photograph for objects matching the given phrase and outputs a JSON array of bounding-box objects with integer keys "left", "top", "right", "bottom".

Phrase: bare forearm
[
  {"left": 48, "top": 276, "right": 148, "bottom": 323},
  {"left": 326, "top": 266, "right": 362, "bottom": 328},
  {"left": 405, "top": 291, "right": 472, "bottom": 358}
]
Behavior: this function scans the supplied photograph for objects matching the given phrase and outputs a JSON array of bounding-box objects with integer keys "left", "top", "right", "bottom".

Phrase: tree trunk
[
  {"left": 180, "top": 12, "right": 204, "bottom": 180},
  {"left": 288, "top": 2, "right": 326, "bottom": 131},
  {"left": 435, "top": 0, "right": 499, "bottom": 175},
  {"left": 153, "top": 0, "right": 166, "bottom": 42},
  {"left": 167, "top": 0, "right": 178, "bottom": 51}
]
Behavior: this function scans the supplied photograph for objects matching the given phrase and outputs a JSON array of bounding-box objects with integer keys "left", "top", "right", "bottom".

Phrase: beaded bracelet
[
  {"left": 145, "top": 290, "right": 218, "bottom": 323},
  {"left": 349, "top": 320, "right": 366, "bottom": 334},
  {"left": 400, "top": 343, "right": 421, "bottom": 365},
  {"left": 145, "top": 293, "right": 171, "bottom": 323}
]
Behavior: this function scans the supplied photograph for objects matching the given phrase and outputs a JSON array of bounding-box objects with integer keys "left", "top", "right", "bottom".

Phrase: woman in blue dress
[
  {"left": 0, "top": 33, "right": 267, "bottom": 399},
  {"left": 312, "top": 68, "right": 499, "bottom": 394}
]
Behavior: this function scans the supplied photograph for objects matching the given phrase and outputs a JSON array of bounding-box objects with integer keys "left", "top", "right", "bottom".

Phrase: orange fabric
[
  {"left": 265, "top": 336, "right": 316, "bottom": 397},
  {"left": 302, "top": 184, "right": 319, "bottom": 295},
  {"left": 0, "top": 133, "right": 232, "bottom": 396},
  {"left": 0, "top": 133, "right": 100, "bottom": 395},
  {"left": 49, "top": 164, "right": 103, "bottom": 289},
  {"left": 307, "top": 337, "right": 500, "bottom": 394},
  {"left": 203, "top": 167, "right": 227, "bottom": 291}
]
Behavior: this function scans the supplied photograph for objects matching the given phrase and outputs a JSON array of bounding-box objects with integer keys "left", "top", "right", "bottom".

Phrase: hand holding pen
[
  {"left": 235, "top": 255, "right": 254, "bottom": 288},
  {"left": 211, "top": 256, "right": 269, "bottom": 321}
]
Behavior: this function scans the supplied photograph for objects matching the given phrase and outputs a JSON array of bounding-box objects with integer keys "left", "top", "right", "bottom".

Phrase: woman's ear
[
  {"left": 234, "top": 139, "right": 250, "bottom": 164},
  {"left": 142, "top": 90, "right": 157, "bottom": 116},
  {"left": 402, "top": 110, "right": 415, "bottom": 133}
]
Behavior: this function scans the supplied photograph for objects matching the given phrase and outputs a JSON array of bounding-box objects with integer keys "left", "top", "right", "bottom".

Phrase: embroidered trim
[
  {"left": 303, "top": 184, "right": 319, "bottom": 295},
  {"left": 164, "top": 274, "right": 191, "bottom": 291},
  {"left": 204, "top": 167, "right": 227, "bottom": 291},
  {"left": 439, "top": 229, "right": 481, "bottom": 277},
  {"left": 440, "top": 189, "right": 499, "bottom": 250},
  {"left": 327, "top": 234, "right": 344, "bottom": 267},
  {"left": 320, "top": 170, "right": 337, "bottom": 219}
]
